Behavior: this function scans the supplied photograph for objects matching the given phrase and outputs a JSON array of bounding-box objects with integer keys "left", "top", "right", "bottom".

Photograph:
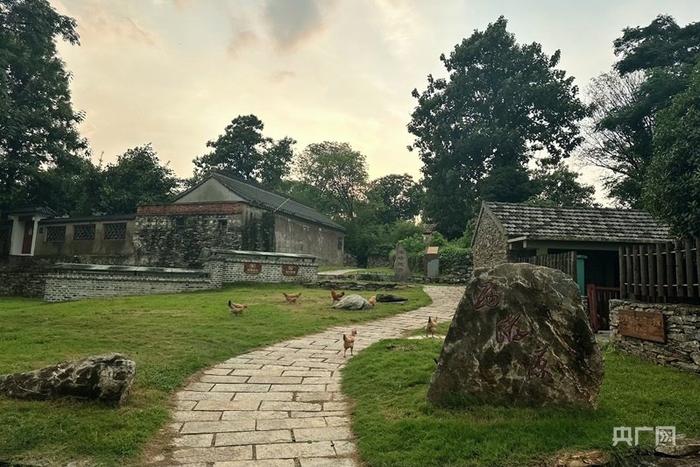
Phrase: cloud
[
  {"left": 263, "top": 0, "right": 331, "bottom": 50},
  {"left": 227, "top": 30, "right": 260, "bottom": 58},
  {"left": 269, "top": 70, "right": 296, "bottom": 83}
]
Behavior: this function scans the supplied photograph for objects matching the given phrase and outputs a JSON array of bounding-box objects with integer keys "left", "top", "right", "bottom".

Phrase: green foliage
[
  {"left": 527, "top": 163, "right": 596, "bottom": 208},
  {"left": 0, "top": 284, "right": 431, "bottom": 465},
  {"left": 193, "top": 115, "right": 295, "bottom": 189},
  {"left": 0, "top": 0, "right": 86, "bottom": 212},
  {"left": 438, "top": 244, "right": 471, "bottom": 275},
  {"left": 294, "top": 141, "right": 368, "bottom": 219},
  {"left": 644, "top": 63, "right": 700, "bottom": 236},
  {"left": 366, "top": 174, "right": 423, "bottom": 223},
  {"left": 409, "top": 16, "right": 587, "bottom": 238},
  {"left": 98, "top": 144, "right": 180, "bottom": 214},
  {"left": 343, "top": 338, "right": 700, "bottom": 467}
]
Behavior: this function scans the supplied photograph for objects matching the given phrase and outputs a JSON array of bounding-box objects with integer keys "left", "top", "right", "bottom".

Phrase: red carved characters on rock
[{"left": 472, "top": 282, "right": 499, "bottom": 312}]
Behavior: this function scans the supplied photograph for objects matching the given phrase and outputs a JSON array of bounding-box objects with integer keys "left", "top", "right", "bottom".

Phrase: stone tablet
[
  {"left": 393, "top": 244, "right": 411, "bottom": 282},
  {"left": 428, "top": 262, "right": 603, "bottom": 408}
]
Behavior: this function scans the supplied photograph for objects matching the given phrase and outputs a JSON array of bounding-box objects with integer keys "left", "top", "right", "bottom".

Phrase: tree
[
  {"left": 294, "top": 142, "right": 368, "bottom": 219},
  {"left": 527, "top": 164, "right": 596, "bottom": 208},
  {"left": 408, "top": 16, "right": 587, "bottom": 238},
  {"left": 0, "top": 0, "right": 87, "bottom": 212},
  {"left": 366, "top": 174, "right": 422, "bottom": 224},
  {"left": 193, "top": 115, "right": 295, "bottom": 189},
  {"left": 643, "top": 63, "right": 700, "bottom": 237},
  {"left": 99, "top": 144, "right": 180, "bottom": 214}
]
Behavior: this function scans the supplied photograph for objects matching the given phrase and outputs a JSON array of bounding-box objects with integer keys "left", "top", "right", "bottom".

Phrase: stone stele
[
  {"left": 393, "top": 243, "right": 411, "bottom": 282},
  {"left": 428, "top": 262, "right": 603, "bottom": 408},
  {"left": 0, "top": 353, "right": 136, "bottom": 406}
]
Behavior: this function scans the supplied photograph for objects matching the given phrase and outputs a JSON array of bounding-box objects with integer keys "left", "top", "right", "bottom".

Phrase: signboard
[
  {"left": 618, "top": 308, "right": 666, "bottom": 343},
  {"left": 243, "top": 262, "right": 262, "bottom": 275},
  {"left": 282, "top": 264, "right": 299, "bottom": 276}
]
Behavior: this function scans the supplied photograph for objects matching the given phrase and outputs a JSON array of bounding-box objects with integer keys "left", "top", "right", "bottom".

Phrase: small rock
[
  {"left": 656, "top": 439, "right": 700, "bottom": 457},
  {"left": 553, "top": 449, "right": 609, "bottom": 466},
  {"left": 376, "top": 293, "right": 408, "bottom": 303}
]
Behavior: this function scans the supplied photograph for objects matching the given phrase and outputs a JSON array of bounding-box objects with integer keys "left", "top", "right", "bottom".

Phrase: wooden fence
[
  {"left": 619, "top": 238, "right": 700, "bottom": 303},
  {"left": 513, "top": 251, "right": 577, "bottom": 281}
]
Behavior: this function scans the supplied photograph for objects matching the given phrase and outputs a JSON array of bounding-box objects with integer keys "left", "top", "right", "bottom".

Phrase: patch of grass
[
  {"left": 343, "top": 338, "right": 700, "bottom": 467},
  {"left": 408, "top": 319, "right": 451, "bottom": 337},
  {"left": 0, "top": 284, "right": 430, "bottom": 466}
]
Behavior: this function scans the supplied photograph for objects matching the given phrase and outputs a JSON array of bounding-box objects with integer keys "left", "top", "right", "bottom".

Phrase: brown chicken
[
  {"left": 283, "top": 292, "right": 301, "bottom": 304},
  {"left": 331, "top": 289, "right": 345, "bottom": 303},
  {"left": 368, "top": 295, "right": 377, "bottom": 307},
  {"left": 228, "top": 300, "right": 247, "bottom": 316},
  {"left": 426, "top": 316, "right": 438, "bottom": 337},
  {"left": 343, "top": 329, "right": 358, "bottom": 357}
]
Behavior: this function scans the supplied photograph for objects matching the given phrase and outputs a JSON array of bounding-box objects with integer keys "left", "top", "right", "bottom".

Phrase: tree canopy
[
  {"left": 193, "top": 115, "right": 295, "bottom": 189},
  {"left": 366, "top": 174, "right": 422, "bottom": 224},
  {"left": 409, "top": 16, "right": 587, "bottom": 238},
  {"left": 0, "top": 0, "right": 87, "bottom": 212}
]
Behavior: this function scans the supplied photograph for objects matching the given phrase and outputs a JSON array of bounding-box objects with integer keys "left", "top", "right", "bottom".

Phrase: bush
[{"left": 438, "top": 244, "right": 472, "bottom": 275}]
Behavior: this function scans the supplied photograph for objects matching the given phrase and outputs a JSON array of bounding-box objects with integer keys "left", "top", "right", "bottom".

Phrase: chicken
[
  {"left": 283, "top": 292, "right": 301, "bottom": 304},
  {"left": 228, "top": 300, "right": 247, "bottom": 316},
  {"left": 343, "top": 329, "right": 358, "bottom": 357},
  {"left": 368, "top": 295, "right": 376, "bottom": 307},
  {"left": 426, "top": 316, "right": 438, "bottom": 337},
  {"left": 331, "top": 289, "right": 345, "bottom": 303}
]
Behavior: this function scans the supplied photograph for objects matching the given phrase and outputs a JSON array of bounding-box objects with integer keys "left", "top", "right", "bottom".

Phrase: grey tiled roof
[
  {"left": 485, "top": 202, "right": 672, "bottom": 243},
  {"left": 212, "top": 173, "right": 344, "bottom": 231}
]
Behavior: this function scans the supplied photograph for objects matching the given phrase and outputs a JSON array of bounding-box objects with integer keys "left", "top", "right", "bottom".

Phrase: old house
[
  {"left": 471, "top": 201, "right": 672, "bottom": 330},
  {"left": 1, "top": 173, "right": 345, "bottom": 266}
]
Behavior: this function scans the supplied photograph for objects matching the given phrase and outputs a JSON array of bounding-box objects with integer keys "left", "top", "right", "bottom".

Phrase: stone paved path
[{"left": 164, "top": 286, "right": 464, "bottom": 467}]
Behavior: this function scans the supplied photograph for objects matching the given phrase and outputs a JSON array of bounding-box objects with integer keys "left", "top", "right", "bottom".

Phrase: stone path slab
[{"left": 161, "top": 286, "right": 464, "bottom": 466}]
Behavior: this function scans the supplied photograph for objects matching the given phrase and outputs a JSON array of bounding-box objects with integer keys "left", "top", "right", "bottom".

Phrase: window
[
  {"left": 46, "top": 226, "right": 66, "bottom": 242},
  {"left": 337, "top": 238, "right": 343, "bottom": 250},
  {"left": 73, "top": 224, "right": 95, "bottom": 241},
  {"left": 175, "top": 217, "right": 185, "bottom": 228},
  {"left": 104, "top": 222, "right": 126, "bottom": 240},
  {"left": 218, "top": 219, "right": 228, "bottom": 229}
]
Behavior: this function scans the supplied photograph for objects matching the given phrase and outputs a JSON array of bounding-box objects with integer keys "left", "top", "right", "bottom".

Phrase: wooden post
[
  {"left": 656, "top": 243, "right": 664, "bottom": 297},
  {"left": 666, "top": 242, "right": 675, "bottom": 298},
  {"left": 618, "top": 246, "right": 625, "bottom": 299},
  {"left": 632, "top": 245, "right": 640, "bottom": 298},
  {"left": 626, "top": 245, "right": 633, "bottom": 299},
  {"left": 640, "top": 244, "right": 648, "bottom": 298},
  {"left": 675, "top": 240, "right": 685, "bottom": 298},
  {"left": 696, "top": 237, "right": 700, "bottom": 298},
  {"left": 685, "top": 239, "right": 695, "bottom": 298},
  {"left": 647, "top": 244, "right": 655, "bottom": 300}
]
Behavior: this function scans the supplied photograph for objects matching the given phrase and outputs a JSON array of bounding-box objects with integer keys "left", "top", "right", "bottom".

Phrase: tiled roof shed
[{"left": 481, "top": 202, "right": 672, "bottom": 244}]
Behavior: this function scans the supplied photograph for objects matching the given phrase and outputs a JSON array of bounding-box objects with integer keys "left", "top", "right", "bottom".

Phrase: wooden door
[{"left": 21, "top": 218, "right": 34, "bottom": 254}]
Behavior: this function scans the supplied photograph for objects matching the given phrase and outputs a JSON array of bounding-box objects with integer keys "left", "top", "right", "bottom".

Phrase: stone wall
[
  {"left": 610, "top": 299, "right": 700, "bottom": 373},
  {"left": 43, "top": 263, "right": 215, "bottom": 302},
  {"left": 273, "top": 214, "right": 344, "bottom": 265},
  {"left": 0, "top": 262, "right": 48, "bottom": 297},
  {"left": 206, "top": 249, "right": 318, "bottom": 285},
  {"left": 472, "top": 209, "right": 509, "bottom": 269}
]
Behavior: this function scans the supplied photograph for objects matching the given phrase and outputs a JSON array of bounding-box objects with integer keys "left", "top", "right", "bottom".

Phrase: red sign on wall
[
  {"left": 243, "top": 262, "right": 262, "bottom": 275},
  {"left": 281, "top": 264, "right": 299, "bottom": 276}
]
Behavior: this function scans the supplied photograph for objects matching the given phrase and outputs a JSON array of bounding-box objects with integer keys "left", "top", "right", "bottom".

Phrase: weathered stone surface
[
  {"left": 393, "top": 244, "right": 411, "bottom": 282},
  {"left": 376, "top": 293, "right": 408, "bottom": 303},
  {"left": 331, "top": 294, "right": 372, "bottom": 310},
  {"left": 428, "top": 263, "right": 603, "bottom": 408},
  {"left": 553, "top": 449, "right": 609, "bottom": 466},
  {"left": 656, "top": 438, "right": 700, "bottom": 457},
  {"left": 0, "top": 353, "right": 135, "bottom": 405}
]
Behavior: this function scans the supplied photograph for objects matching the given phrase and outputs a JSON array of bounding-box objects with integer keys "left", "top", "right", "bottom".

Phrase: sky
[{"left": 51, "top": 0, "right": 700, "bottom": 203}]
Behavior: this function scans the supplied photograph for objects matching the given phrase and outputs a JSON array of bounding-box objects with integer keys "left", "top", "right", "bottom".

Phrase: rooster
[
  {"left": 228, "top": 300, "right": 247, "bottom": 316},
  {"left": 368, "top": 295, "right": 376, "bottom": 307},
  {"left": 331, "top": 289, "right": 345, "bottom": 303},
  {"left": 283, "top": 292, "right": 301, "bottom": 304},
  {"left": 426, "top": 316, "right": 438, "bottom": 337},
  {"left": 343, "top": 329, "right": 358, "bottom": 357}
]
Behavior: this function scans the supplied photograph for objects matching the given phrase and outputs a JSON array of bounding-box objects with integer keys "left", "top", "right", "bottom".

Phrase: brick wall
[
  {"left": 206, "top": 249, "right": 318, "bottom": 285},
  {"left": 610, "top": 299, "right": 700, "bottom": 373},
  {"left": 43, "top": 264, "right": 215, "bottom": 302}
]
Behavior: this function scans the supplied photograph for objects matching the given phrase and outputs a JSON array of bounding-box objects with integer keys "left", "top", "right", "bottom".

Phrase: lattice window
[
  {"left": 104, "top": 222, "right": 126, "bottom": 240},
  {"left": 73, "top": 224, "right": 95, "bottom": 241},
  {"left": 46, "top": 226, "right": 66, "bottom": 242}
]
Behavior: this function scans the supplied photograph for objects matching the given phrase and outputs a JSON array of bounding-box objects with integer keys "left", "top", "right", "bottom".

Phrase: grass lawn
[
  {"left": 0, "top": 284, "right": 430, "bottom": 466},
  {"left": 343, "top": 338, "right": 700, "bottom": 467}
]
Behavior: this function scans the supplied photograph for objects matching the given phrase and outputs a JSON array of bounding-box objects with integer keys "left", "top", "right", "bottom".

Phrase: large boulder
[
  {"left": 0, "top": 353, "right": 135, "bottom": 406},
  {"left": 332, "top": 294, "right": 372, "bottom": 310},
  {"left": 428, "top": 263, "right": 603, "bottom": 408}
]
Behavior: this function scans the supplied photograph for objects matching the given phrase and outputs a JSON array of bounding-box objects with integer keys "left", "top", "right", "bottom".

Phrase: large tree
[
  {"left": 527, "top": 164, "right": 596, "bottom": 208},
  {"left": 99, "top": 144, "right": 180, "bottom": 214},
  {"left": 366, "top": 174, "right": 422, "bottom": 224},
  {"left": 408, "top": 16, "right": 587, "bottom": 238},
  {"left": 643, "top": 63, "right": 700, "bottom": 237},
  {"left": 0, "top": 0, "right": 87, "bottom": 212},
  {"left": 193, "top": 115, "right": 295, "bottom": 189},
  {"left": 294, "top": 141, "right": 368, "bottom": 219}
]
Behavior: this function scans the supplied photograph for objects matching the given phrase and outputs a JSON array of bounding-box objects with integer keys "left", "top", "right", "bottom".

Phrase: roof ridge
[{"left": 485, "top": 201, "right": 654, "bottom": 214}]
